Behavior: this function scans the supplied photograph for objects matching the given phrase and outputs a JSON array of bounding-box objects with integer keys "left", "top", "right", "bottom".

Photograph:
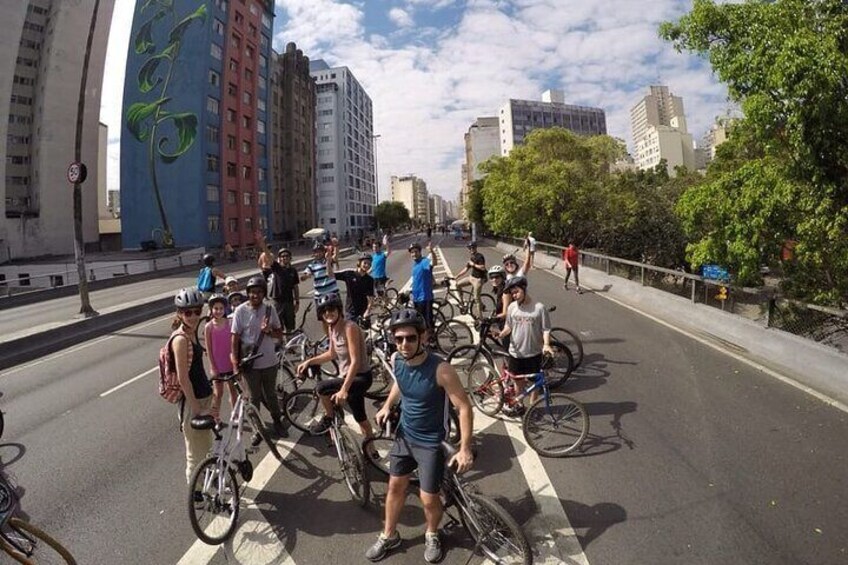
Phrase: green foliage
[
  {"left": 465, "top": 180, "right": 485, "bottom": 227},
  {"left": 156, "top": 112, "right": 199, "bottom": 163},
  {"left": 661, "top": 0, "right": 848, "bottom": 304},
  {"left": 374, "top": 201, "right": 411, "bottom": 232}
]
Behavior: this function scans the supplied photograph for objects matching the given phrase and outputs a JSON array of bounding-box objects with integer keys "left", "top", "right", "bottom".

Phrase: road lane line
[{"left": 99, "top": 367, "right": 158, "bottom": 397}]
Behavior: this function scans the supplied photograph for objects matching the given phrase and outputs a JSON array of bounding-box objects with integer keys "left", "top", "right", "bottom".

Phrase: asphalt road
[{"left": 0, "top": 237, "right": 845, "bottom": 564}]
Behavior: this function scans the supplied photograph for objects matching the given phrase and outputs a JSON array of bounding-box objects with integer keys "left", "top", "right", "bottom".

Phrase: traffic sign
[{"left": 67, "top": 162, "right": 87, "bottom": 184}]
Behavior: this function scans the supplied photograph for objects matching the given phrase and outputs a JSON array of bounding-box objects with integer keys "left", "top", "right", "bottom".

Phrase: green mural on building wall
[{"left": 125, "top": 1, "right": 207, "bottom": 248}]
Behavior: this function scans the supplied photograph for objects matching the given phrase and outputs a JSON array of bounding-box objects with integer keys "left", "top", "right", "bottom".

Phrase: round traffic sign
[{"left": 67, "top": 162, "right": 87, "bottom": 184}]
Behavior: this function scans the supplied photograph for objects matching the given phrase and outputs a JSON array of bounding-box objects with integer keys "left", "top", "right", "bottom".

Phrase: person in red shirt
[{"left": 563, "top": 241, "right": 581, "bottom": 293}]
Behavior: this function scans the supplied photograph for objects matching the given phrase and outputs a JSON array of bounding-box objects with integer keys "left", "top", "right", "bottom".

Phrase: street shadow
[
  {"left": 561, "top": 499, "right": 627, "bottom": 548},
  {"left": 588, "top": 284, "right": 613, "bottom": 294},
  {"left": 575, "top": 401, "right": 638, "bottom": 457},
  {"left": 563, "top": 351, "right": 638, "bottom": 394},
  {"left": 0, "top": 442, "right": 26, "bottom": 468}
]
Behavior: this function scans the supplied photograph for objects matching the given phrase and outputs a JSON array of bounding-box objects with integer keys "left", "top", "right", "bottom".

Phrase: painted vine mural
[{"left": 126, "top": 0, "right": 207, "bottom": 248}]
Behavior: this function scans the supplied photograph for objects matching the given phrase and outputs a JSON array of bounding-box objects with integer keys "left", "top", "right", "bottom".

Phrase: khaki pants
[
  {"left": 458, "top": 277, "right": 484, "bottom": 314},
  {"left": 182, "top": 395, "right": 213, "bottom": 484}
]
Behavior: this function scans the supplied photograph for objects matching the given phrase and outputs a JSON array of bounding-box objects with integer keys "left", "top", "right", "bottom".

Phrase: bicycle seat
[
  {"left": 441, "top": 441, "right": 478, "bottom": 460},
  {"left": 190, "top": 414, "right": 216, "bottom": 431}
]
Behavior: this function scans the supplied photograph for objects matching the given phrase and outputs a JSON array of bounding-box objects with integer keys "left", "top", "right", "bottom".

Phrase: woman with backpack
[{"left": 170, "top": 288, "right": 214, "bottom": 486}]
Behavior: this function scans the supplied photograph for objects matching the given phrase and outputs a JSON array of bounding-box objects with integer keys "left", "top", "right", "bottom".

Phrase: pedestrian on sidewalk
[{"left": 563, "top": 240, "right": 581, "bottom": 293}]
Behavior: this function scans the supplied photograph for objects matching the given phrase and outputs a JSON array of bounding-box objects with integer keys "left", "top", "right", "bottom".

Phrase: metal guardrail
[{"left": 490, "top": 234, "right": 848, "bottom": 353}]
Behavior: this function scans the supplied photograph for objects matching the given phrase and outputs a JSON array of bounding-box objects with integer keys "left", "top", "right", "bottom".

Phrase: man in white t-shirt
[{"left": 524, "top": 232, "right": 537, "bottom": 266}]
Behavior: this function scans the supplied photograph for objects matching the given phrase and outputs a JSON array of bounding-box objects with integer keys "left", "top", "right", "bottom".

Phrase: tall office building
[
  {"left": 310, "top": 60, "right": 376, "bottom": 238},
  {"left": 631, "top": 85, "right": 695, "bottom": 175},
  {"left": 499, "top": 89, "right": 607, "bottom": 156},
  {"left": 121, "top": 0, "right": 274, "bottom": 250},
  {"left": 269, "top": 42, "right": 316, "bottom": 240},
  {"left": 461, "top": 116, "right": 499, "bottom": 217},
  {"left": 391, "top": 174, "right": 429, "bottom": 225},
  {"left": 0, "top": 0, "right": 115, "bottom": 261}
]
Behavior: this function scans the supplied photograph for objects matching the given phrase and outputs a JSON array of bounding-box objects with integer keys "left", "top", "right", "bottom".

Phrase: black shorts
[
  {"left": 314, "top": 371, "right": 373, "bottom": 423},
  {"left": 389, "top": 434, "right": 445, "bottom": 494},
  {"left": 507, "top": 354, "right": 543, "bottom": 378}
]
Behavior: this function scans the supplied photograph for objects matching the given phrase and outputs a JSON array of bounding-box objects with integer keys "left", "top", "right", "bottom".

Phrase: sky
[{"left": 100, "top": 0, "right": 732, "bottom": 204}]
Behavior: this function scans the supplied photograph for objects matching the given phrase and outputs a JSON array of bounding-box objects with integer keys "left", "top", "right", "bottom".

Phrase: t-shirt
[
  {"left": 469, "top": 252, "right": 487, "bottom": 280},
  {"left": 527, "top": 236, "right": 537, "bottom": 252},
  {"left": 266, "top": 263, "right": 299, "bottom": 302},
  {"left": 371, "top": 251, "right": 388, "bottom": 279},
  {"left": 506, "top": 300, "right": 550, "bottom": 359},
  {"left": 230, "top": 302, "right": 282, "bottom": 370},
  {"left": 564, "top": 247, "right": 579, "bottom": 267},
  {"left": 334, "top": 270, "right": 375, "bottom": 318},
  {"left": 303, "top": 259, "right": 339, "bottom": 299},
  {"left": 411, "top": 256, "right": 434, "bottom": 303},
  {"left": 506, "top": 267, "right": 525, "bottom": 281}
]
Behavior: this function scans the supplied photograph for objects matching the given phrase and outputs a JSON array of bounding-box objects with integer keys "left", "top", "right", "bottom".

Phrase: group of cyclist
[{"left": 168, "top": 234, "right": 555, "bottom": 562}]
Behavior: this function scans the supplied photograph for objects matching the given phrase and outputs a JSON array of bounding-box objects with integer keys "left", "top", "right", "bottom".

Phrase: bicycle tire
[
  {"left": 434, "top": 298, "right": 455, "bottom": 321},
  {"left": 384, "top": 287, "right": 399, "bottom": 305},
  {"left": 364, "top": 359, "right": 393, "bottom": 400},
  {"left": 472, "top": 293, "right": 498, "bottom": 320},
  {"left": 458, "top": 493, "right": 532, "bottom": 565},
  {"left": 435, "top": 320, "right": 474, "bottom": 355},
  {"left": 187, "top": 456, "right": 240, "bottom": 545},
  {"left": 523, "top": 393, "right": 589, "bottom": 457},
  {"left": 447, "top": 345, "right": 495, "bottom": 379},
  {"left": 466, "top": 363, "right": 504, "bottom": 416},
  {"left": 284, "top": 389, "right": 328, "bottom": 434},
  {"left": 542, "top": 340, "right": 574, "bottom": 390},
  {"left": 0, "top": 409, "right": 4, "bottom": 440},
  {"left": 361, "top": 436, "right": 421, "bottom": 484},
  {"left": 337, "top": 427, "right": 370, "bottom": 507},
  {"left": 275, "top": 363, "right": 301, "bottom": 407},
  {"left": 448, "top": 404, "right": 461, "bottom": 445},
  {"left": 245, "top": 405, "right": 283, "bottom": 461},
  {"left": 195, "top": 315, "right": 212, "bottom": 352},
  {"left": 549, "top": 327, "right": 584, "bottom": 368},
  {"left": 0, "top": 517, "right": 76, "bottom": 565}
]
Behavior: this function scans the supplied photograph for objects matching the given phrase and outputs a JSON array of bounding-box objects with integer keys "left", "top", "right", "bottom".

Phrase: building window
[
  {"left": 206, "top": 124, "right": 219, "bottom": 143},
  {"left": 230, "top": 34, "right": 240, "bottom": 49},
  {"left": 242, "top": 140, "right": 251, "bottom": 154},
  {"left": 215, "top": 0, "right": 228, "bottom": 10},
  {"left": 206, "top": 96, "right": 219, "bottom": 115},
  {"left": 242, "top": 166, "right": 252, "bottom": 179},
  {"left": 229, "top": 58, "right": 238, "bottom": 72},
  {"left": 213, "top": 19, "right": 225, "bottom": 35},
  {"left": 227, "top": 190, "right": 237, "bottom": 204},
  {"left": 256, "top": 119, "right": 265, "bottom": 134},
  {"left": 210, "top": 43, "right": 222, "bottom": 60},
  {"left": 258, "top": 191, "right": 267, "bottom": 205},
  {"left": 227, "top": 162, "right": 237, "bottom": 177},
  {"left": 242, "top": 91, "right": 251, "bottom": 105},
  {"left": 243, "top": 192, "right": 252, "bottom": 206},
  {"left": 259, "top": 54, "right": 267, "bottom": 68},
  {"left": 229, "top": 218, "right": 238, "bottom": 232},
  {"left": 260, "top": 35, "right": 269, "bottom": 49},
  {"left": 235, "top": 11, "right": 244, "bottom": 25},
  {"left": 245, "top": 46, "right": 254, "bottom": 60},
  {"left": 320, "top": 109, "right": 333, "bottom": 116},
  {"left": 207, "top": 185, "right": 219, "bottom": 201},
  {"left": 208, "top": 215, "right": 220, "bottom": 232},
  {"left": 261, "top": 13, "right": 271, "bottom": 28},
  {"left": 319, "top": 163, "right": 334, "bottom": 170},
  {"left": 227, "top": 135, "right": 236, "bottom": 149},
  {"left": 320, "top": 135, "right": 332, "bottom": 143},
  {"left": 321, "top": 175, "right": 335, "bottom": 183},
  {"left": 226, "top": 108, "right": 236, "bottom": 123},
  {"left": 19, "top": 273, "right": 31, "bottom": 286},
  {"left": 206, "top": 154, "right": 219, "bottom": 172},
  {"left": 208, "top": 69, "right": 220, "bottom": 86},
  {"left": 248, "top": 23, "right": 257, "bottom": 36},
  {"left": 259, "top": 216, "right": 268, "bottom": 230},
  {"left": 242, "top": 116, "right": 251, "bottom": 128},
  {"left": 257, "top": 98, "right": 266, "bottom": 112},
  {"left": 258, "top": 168, "right": 265, "bottom": 181},
  {"left": 245, "top": 217, "right": 253, "bottom": 231},
  {"left": 249, "top": 2, "right": 259, "bottom": 15},
  {"left": 228, "top": 82, "right": 237, "bottom": 96},
  {"left": 245, "top": 68, "right": 253, "bottom": 82}
]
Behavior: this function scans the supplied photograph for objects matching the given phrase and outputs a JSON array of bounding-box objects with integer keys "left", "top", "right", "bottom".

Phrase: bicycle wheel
[
  {"left": 284, "top": 389, "right": 327, "bottom": 434},
  {"left": 523, "top": 393, "right": 589, "bottom": 457},
  {"left": 361, "top": 436, "right": 394, "bottom": 478},
  {"left": 466, "top": 363, "right": 504, "bottom": 417},
  {"left": 337, "top": 427, "right": 370, "bottom": 507},
  {"left": 195, "top": 315, "right": 211, "bottom": 352},
  {"left": 275, "top": 363, "right": 301, "bottom": 407},
  {"left": 435, "top": 320, "right": 474, "bottom": 355},
  {"left": 549, "top": 327, "right": 584, "bottom": 368},
  {"left": 0, "top": 517, "right": 76, "bottom": 565},
  {"left": 245, "top": 404, "right": 283, "bottom": 461},
  {"left": 458, "top": 493, "right": 532, "bottom": 565},
  {"left": 542, "top": 340, "right": 574, "bottom": 390},
  {"left": 447, "top": 345, "right": 494, "bottom": 379},
  {"left": 447, "top": 404, "right": 461, "bottom": 445},
  {"left": 314, "top": 337, "right": 340, "bottom": 377},
  {"left": 471, "top": 293, "right": 498, "bottom": 320},
  {"left": 434, "top": 298, "right": 455, "bottom": 321},
  {"left": 364, "top": 358, "right": 394, "bottom": 400},
  {"left": 187, "top": 456, "right": 240, "bottom": 545},
  {"left": 384, "top": 287, "right": 399, "bottom": 305},
  {"left": 0, "top": 409, "right": 4, "bottom": 440}
]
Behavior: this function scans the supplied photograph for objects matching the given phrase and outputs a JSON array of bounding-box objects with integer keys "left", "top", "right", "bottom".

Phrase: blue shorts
[{"left": 389, "top": 434, "right": 445, "bottom": 494}]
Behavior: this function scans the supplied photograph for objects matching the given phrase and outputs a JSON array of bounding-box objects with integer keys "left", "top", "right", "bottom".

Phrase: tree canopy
[{"left": 374, "top": 201, "right": 410, "bottom": 232}]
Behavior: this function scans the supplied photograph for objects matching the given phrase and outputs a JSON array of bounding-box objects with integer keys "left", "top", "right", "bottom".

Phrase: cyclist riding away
[
  {"left": 453, "top": 241, "right": 487, "bottom": 315},
  {"left": 266, "top": 247, "right": 301, "bottom": 332},
  {"left": 408, "top": 241, "right": 438, "bottom": 329},
  {"left": 370, "top": 238, "right": 391, "bottom": 295},
  {"left": 335, "top": 253, "right": 375, "bottom": 321},
  {"left": 301, "top": 241, "right": 340, "bottom": 321},
  {"left": 367, "top": 309, "right": 474, "bottom": 563},
  {"left": 296, "top": 294, "right": 374, "bottom": 439},
  {"left": 197, "top": 254, "right": 227, "bottom": 298}
]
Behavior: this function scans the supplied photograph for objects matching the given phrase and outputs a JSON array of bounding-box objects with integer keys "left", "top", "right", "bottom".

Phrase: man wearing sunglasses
[
  {"left": 367, "top": 308, "right": 474, "bottom": 563},
  {"left": 265, "top": 247, "right": 300, "bottom": 332}
]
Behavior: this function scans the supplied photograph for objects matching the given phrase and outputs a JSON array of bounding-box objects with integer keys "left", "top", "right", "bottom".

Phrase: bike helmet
[
  {"left": 208, "top": 293, "right": 227, "bottom": 308},
  {"left": 277, "top": 247, "right": 291, "bottom": 257},
  {"left": 175, "top": 287, "right": 205, "bottom": 309},
  {"left": 227, "top": 291, "right": 246, "bottom": 303},
  {"left": 245, "top": 275, "right": 266, "bottom": 293},
  {"left": 502, "top": 253, "right": 517, "bottom": 265},
  {"left": 316, "top": 293, "right": 343, "bottom": 316},
  {"left": 407, "top": 242, "right": 422, "bottom": 252},
  {"left": 487, "top": 265, "right": 505, "bottom": 277},
  {"left": 503, "top": 275, "right": 528, "bottom": 292},
  {"left": 312, "top": 241, "right": 325, "bottom": 252},
  {"left": 467, "top": 241, "right": 477, "bottom": 249},
  {"left": 358, "top": 252, "right": 372, "bottom": 263},
  {"left": 202, "top": 253, "right": 215, "bottom": 266},
  {"left": 388, "top": 308, "right": 427, "bottom": 332}
]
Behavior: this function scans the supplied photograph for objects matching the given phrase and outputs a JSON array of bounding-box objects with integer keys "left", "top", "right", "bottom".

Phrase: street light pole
[
  {"left": 71, "top": 0, "right": 101, "bottom": 317},
  {"left": 371, "top": 133, "right": 381, "bottom": 230}
]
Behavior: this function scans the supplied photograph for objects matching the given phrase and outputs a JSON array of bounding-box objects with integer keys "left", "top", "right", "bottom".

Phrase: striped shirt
[{"left": 303, "top": 259, "right": 339, "bottom": 298}]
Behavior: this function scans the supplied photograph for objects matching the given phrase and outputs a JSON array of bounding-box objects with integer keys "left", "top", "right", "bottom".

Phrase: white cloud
[{"left": 388, "top": 7, "right": 415, "bottom": 28}]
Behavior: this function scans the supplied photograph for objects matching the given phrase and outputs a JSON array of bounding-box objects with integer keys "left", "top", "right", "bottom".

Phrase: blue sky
[{"left": 101, "top": 0, "right": 732, "bottom": 202}]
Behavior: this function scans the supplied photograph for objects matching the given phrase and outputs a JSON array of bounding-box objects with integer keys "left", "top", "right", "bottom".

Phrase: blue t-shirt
[
  {"left": 371, "top": 251, "right": 388, "bottom": 279},
  {"left": 395, "top": 353, "right": 448, "bottom": 446},
  {"left": 411, "top": 257, "right": 434, "bottom": 303}
]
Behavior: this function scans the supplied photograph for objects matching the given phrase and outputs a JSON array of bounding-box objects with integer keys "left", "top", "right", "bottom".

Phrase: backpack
[
  {"left": 197, "top": 267, "right": 214, "bottom": 292},
  {"left": 158, "top": 328, "right": 192, "bottom": 403}
]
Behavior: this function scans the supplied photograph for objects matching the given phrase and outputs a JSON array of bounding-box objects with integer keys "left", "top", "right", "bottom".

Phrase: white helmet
[
  {"left": 487, "top": 265, "right": 505, "bottom": 277},
  {"left": 174, "top": 287, "right": 205, "bottom": 309}
]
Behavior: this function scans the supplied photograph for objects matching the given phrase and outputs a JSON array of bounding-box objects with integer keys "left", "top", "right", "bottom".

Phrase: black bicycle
[
  {"left": 0, "top": 476, "right": 76, "bottom": 563},
  {"left": 435, "top": 277, "right": 497, "bottom": 320}
]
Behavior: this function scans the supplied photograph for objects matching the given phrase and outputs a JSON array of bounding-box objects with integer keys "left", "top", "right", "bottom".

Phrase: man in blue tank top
[{"left": 365, "top": 309, "right": 474, "bottom": 563}]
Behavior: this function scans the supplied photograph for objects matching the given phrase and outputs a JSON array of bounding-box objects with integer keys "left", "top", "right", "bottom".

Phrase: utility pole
[
  {"left": 70, "top": 0, "right": 101, "bottom": 317},
  {"left": 371, "top": 133, "right": 381, "bottom": 230}
]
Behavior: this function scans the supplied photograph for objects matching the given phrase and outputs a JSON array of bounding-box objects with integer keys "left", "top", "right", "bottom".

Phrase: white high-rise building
[
  {"left": 310, "top": 60, "right": 376, "bottom": 238},
  {"left": 390, "top": 174, "right": 429, "bottom": 225},
  {"left": 461, "top": 117, "right": 500, "bottom": 208},
  {"left": 631, "top": 85, "right": 695, "bottom": 175},
  {"left": 0, "top": 0, "right": 115, "bottom": 261}
]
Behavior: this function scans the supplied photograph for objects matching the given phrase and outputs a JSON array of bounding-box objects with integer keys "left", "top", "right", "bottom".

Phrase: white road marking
[{"left": 99, "top": 367, "right": 157, "bottom": 397}]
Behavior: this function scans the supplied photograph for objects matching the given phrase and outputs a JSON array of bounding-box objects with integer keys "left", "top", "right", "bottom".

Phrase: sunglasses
[
  {"left": 394, "top": 334, "right": 420, "bottom": 345},
  {"left": 181, "top": 308, "right": 203, "bottom": 317}
]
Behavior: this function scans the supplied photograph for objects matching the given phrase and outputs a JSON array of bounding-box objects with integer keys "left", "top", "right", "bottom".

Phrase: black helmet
[
  {"left": 358, "top": 252, "right": 372, "bottom": 263},
  {"left": 278, "top": 247, "right": 291, "bottom": 257},
  {"left": 466, "top": 241, "right": 477, "bottom": 249},
  {"left": 208, "top": 293, "right": 227, "bottom": 308},
  {"left": 175, "top": 287, "right": 204, "bottom": 309},
  {"left": 312, "top": 241, "right": 325, "bottom": 252},
  {"left": 502, "top": 253, "right": 517, "bottom": 264},
  {"left": 227, "top": 291, "right": 246, "bottom": 303},
  {"left": 246, "top": 275, "right": 266, "bottom": 293},
  {"left": 503, "top": 275, "right": 528, "bottom": 292},
  {"left": 202, "top": 253, "right": 215, "bottom": 266},
  {"left": 388, "top": 308, "right": 427, "bottom": 332},
  {"left": 408, "top": 242, "right": 422, "bottom": 252},
  {"left": 316, "top": 293, "right": 342, "bottom": 316}
]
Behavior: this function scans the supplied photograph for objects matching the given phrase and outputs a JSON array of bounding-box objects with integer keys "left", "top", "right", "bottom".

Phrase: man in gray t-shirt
[{"left": 230, "top": 276, "right": 286, "bottom": 442}]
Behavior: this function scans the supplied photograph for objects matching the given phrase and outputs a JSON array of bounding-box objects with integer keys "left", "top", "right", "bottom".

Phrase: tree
[
  {"left": 465, "top": 180, "right": 486, "bottom": 227},
  {"left": 661, "top": 0, "right": 848, "bottom": 304},
  {"left": 374, "top": 201, "right": 410, "bottom": 232}
]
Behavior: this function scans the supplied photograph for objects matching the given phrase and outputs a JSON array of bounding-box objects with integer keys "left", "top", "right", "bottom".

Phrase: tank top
[
  {"left": 331, "top": 321, "right": 367, "bottom": 376},
  {"left": 188, "top": 341, "right": 213, "bottom": 400},
  {"left": 207, "top": 319, "right": 233, "bottom": 375},
  {"left": 394, "top": 352, "right": 448, "bottom": 446}
]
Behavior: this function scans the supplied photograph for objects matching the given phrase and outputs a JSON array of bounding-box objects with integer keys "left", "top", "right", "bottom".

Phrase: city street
[{"left": 0, "top": 238, "right": 845, "bottom": 564}]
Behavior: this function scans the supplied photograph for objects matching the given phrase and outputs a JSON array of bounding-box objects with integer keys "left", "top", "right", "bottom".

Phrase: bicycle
[
  {"left": 435, "top": 277, "right": 497, "bottom": 320},
  {"left": 466, "top": 365, "right": 589, "bottom": 457},
  {"left": 282, "top": 392, "right": 370, "bottom": 506},
  {"left": 186, "top": 361, "right": 284, "bottom": 545},
  {"left": 371, "top": 278, "right": 399, "bottom": 316},
  {"left": 362, "top": 412, "right": 532, "bottom": 565},
  {"left": 0, "top": 476, "right": 76, "bottom": 564}
]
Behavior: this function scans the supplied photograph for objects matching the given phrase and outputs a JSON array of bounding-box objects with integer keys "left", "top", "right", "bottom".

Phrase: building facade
[
  {"left": 390, "top": 174, "right": 428, "bottom": 225},
  {"left": 269, "top": 42, "right": 316, "bottom": 240},
  {"left": 461, "top": 116, "right": 499, "bottom": 218},
  {"left": 499, "top": 90, "right": 607, "bottom": 156},
  {"left": 310, "top": 60, "right": 376, "bottom": 239},
  {"left": 0, "top": 0, "right": 115, "bottom": 261},
  {"left": 121, "top": 0, "right": 274, "bottom": 250},
  {"left": 631, "top": 85, "right": 695, "bottom": 175}
]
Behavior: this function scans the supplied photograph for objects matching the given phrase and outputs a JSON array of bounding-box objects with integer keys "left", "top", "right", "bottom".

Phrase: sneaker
[
  {"left": 250, "top": 432, "right": 263, "bottom": 447},
  {"left": 563, "top": 282, "right": 569, "bottom": 290},
  {"left": 502, "top": 404, "right": 526, "bottom": 418},
  {"left": 365, "top": 531, "right": 401, "bottom": 561},
  {"left": 273, "top": 418, "right": 289, "bottom": 439},
  {"left": 424, "top": 531, "right": 443, "bottom": 563},
  {"left": 309, "top": 416, "right": 333, "bottom": 435},
  {"left": 577, "top": 286, "right": 583, "bottom": 294}
]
